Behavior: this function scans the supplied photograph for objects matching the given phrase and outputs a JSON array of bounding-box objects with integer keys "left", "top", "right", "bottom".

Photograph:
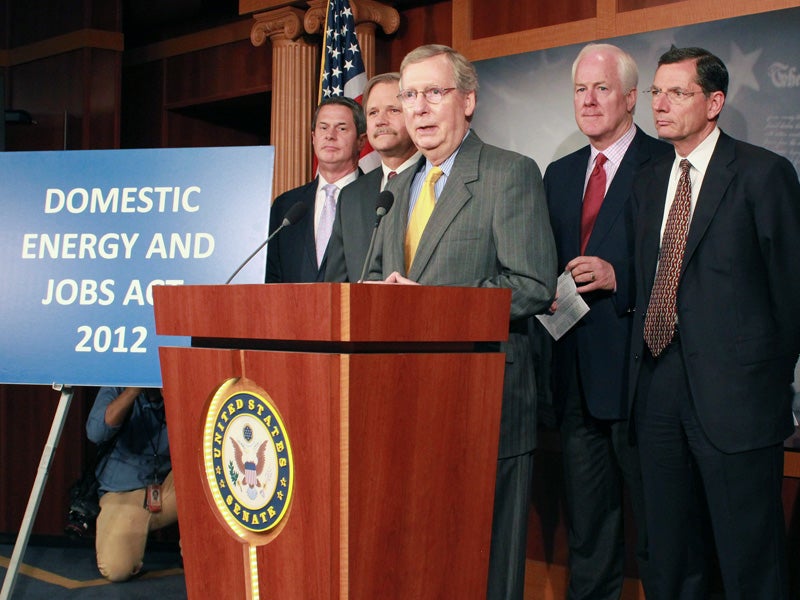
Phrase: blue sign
[{"left": 0, "top": 146, "right": 274, "bottom": 387}]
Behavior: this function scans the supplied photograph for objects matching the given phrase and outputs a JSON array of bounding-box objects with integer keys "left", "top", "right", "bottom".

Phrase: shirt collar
[
  {"left": 589, "top": 122, "right": 636, "bottom": 166},
  {"left": 678, "top": 126, "right": 720, "bottom": 176},
  {"left": 318, "top": 169, "right": 359, "bottom": 192}
]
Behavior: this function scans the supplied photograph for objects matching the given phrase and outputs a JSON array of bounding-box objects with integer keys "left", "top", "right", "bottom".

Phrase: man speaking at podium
[{"left": 367, "top": 44, "right": 557, "bottom": 600}]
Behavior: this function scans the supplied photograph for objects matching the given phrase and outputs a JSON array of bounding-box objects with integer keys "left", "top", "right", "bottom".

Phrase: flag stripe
[{"left": 318, "top": 0, "right": 377, "bottom": 171}]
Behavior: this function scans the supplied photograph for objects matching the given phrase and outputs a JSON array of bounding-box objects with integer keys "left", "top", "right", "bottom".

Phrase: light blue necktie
[{"left": 316, "top": 183, "right": 338, "bottom": 267}]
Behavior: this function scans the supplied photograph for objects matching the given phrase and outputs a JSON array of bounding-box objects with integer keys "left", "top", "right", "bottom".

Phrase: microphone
[
  {"left": 225, "top": 200, "right": 308, "bottom": 284},
  {"left": 357, "top": 190, "right": 394, "bottom": 283}
]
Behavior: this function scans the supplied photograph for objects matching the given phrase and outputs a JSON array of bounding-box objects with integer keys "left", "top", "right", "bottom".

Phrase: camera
[{"left": 64, "top": 487, "right": 99, "bottom": 539}]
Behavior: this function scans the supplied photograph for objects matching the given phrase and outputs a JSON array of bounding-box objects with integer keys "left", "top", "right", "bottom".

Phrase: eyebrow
[{"left": 575, "top": 80, "right": 610, "bottom": 87}]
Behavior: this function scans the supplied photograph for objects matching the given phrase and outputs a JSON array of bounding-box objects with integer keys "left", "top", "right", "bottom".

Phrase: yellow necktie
[{"left": 405, "top": 166, "right": 443, "bottom": 270}]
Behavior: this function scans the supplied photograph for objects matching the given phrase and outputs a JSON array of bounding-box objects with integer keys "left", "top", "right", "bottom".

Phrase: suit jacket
[
  {"left": 630, "top": 130, "right": 800, "bottom": 452},
  {"left": 325, "top": 168, "right": 383, "bottom": 283},
  {"left": 266, "top": 171, "right": 362, "bottom": 283},
  {"left": 265, "top": 179, "right": 323, "bottom": 283},
  {"left": 545, "top": 127, "right": 671, "bottom": 420},
  {"left": 370, "top": 131, "right": 557, "bottom": 457}
]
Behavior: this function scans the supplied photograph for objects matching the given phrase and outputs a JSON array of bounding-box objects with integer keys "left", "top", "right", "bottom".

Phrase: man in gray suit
[
  {"left": 368, "top": 44, "right": 557, "bottom": 600},
  {"left": 325, "top": 72, "right": 420, "bottom": 282}
]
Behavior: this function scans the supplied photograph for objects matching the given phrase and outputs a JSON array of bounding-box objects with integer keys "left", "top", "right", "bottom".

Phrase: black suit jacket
[
  {"left": 545, "top": 127, "right": 671, "bottom": 420},
  {"left": 630, "top": 131, "right": 800, "bottom": 452},
  {"left": 324, "top": 168, "right": 383, "bottom": 283}
]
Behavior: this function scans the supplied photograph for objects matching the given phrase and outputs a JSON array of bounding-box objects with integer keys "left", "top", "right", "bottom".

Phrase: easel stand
[{"left": 0, "top": 385, "right": 74, "bottom": 600}]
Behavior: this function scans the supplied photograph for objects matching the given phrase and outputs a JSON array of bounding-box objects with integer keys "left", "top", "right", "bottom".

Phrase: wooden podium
[{"left": 153, "top": 283, "right": 511, "bottom": 600}]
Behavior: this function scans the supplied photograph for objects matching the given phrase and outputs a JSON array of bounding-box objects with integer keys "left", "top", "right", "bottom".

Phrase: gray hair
[
  {"left": 572, "top": 43, "right": 639, "bottom": 93},
  {"left": 400, "top": 44, "right": 479, "bottom": 96}
]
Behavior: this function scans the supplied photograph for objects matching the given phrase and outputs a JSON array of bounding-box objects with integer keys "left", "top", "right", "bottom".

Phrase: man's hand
[
  {"left": 384, "top": 271, "right": 419, "bottom": 285},
  {"left": 565, "top": 256, "right": 616, "bottom": 293}
]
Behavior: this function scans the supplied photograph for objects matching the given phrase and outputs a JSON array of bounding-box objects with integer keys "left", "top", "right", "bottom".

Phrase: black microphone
[
  {"left": 357, "top": 190, "right": 394, "bottom": 283},
  {"left": 225, "top": 201, "right": 308, "bottom": 284}
]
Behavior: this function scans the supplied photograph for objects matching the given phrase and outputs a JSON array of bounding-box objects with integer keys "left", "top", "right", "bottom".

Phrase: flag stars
[{"left": 320, "top": 0, "right": 365, "bottom": 100}]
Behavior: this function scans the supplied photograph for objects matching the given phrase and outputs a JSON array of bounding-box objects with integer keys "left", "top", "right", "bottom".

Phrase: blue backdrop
[{"left": 1, "top": 146, "right": 273, "bottom": 387}]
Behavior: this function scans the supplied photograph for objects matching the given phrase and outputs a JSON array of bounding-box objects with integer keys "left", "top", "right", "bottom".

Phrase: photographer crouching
[{"left": 86, "top": 386, "right": 178, "bottom": 582}]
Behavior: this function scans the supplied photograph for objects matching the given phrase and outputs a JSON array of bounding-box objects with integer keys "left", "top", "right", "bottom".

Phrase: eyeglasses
[
  {"left": 643, "top": 87, "right": 703, "bottom": 103},
  {"left": 397, "top": 86, "right": 457, "bottom": 106}
]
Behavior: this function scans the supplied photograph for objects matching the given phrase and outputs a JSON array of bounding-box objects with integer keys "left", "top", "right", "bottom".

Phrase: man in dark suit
[
  {"left": 368, "top": 44, "right": 557, "bottom": 600},
  {"left": 265, "top": 96, "right": 366, "bottom": 282},
  {"left": 631, "top": 46, "right": 800, "bottom": 599},
  {"left": 325, "top": 72, "right": 420, "bottom": 282},
  {"left": 544, "top": 43, "right": 670, "bottom": 599}
]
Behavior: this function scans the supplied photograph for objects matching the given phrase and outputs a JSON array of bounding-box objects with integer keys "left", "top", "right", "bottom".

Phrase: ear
[
  {"left": 626, "top": 88, "right": 638, "bottom": 113},
  {"left": 463, "top": 90, "right": 476, "bottom": 119},
  {"left": 707, "top": 90, "right": 725, "bottom": 121}
]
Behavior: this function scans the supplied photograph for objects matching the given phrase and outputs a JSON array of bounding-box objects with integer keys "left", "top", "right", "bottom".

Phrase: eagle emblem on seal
[{"left": 230, "top": 424, "right": 276, "bottom": 501}]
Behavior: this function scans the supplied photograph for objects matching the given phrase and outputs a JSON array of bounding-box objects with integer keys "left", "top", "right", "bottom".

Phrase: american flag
[{"left": 319, "top": 0, "right": 379, "bottom": 171}]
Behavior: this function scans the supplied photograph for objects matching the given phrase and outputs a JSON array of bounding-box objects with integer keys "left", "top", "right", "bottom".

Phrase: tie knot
[
  {"left": 679, "top": 158, "right": 691, "bottom": 174},
  {"left": 323, "top": 183, "right": 338, "bottom": 201},
  {"left": 426, "top": 166, "right": 444, "bottom": 186},
  {"left": 387, "top": 170, "right": 397, "bottom": 180},
  {"left": 595, "top": 153, "right": 607, "bottom": 168}
]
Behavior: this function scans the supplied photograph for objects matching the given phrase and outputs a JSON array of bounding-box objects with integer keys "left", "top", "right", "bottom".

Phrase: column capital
[
  {"left": 250, "top": 6, "right": 306, "bottom": 46},
  {"left": 303, "top": 0, "right": 399, "bottom": 36}
]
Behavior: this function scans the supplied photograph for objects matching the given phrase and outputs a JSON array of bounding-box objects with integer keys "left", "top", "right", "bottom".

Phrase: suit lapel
[
  {"left": 560, "top": 148, "right": 590, "bottom": 256},
  {"left": 682, "top": 132, "right": 734, "bottom": 272},
  {"left": 301, "top": 179, "right": 320, "bottom": 278},
  {"left": 408, "top": 132, "right": 482, "bottom": 279},
  {"left": 640, "top": 155, "right": 672, "bottom": 293},
  {"left": 384, "top": 157, "right": 423, "bottom": 275}
]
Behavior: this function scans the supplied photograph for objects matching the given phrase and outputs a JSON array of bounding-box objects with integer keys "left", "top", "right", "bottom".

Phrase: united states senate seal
[{"left": 203, "top": 377, "right": 294, "bottom": 543}]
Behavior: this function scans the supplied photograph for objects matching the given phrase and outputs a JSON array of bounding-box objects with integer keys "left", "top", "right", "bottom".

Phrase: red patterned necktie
[
  {"left": 643, "top": 159, "right": 692, "bottom": 357},
  {"left": 580, "top": 153, "right": 607, "bottom": 254}
]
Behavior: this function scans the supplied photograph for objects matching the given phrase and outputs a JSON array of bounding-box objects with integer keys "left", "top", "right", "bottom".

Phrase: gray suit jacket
[
  {"left": 325, "top": 168, "right": 383, "bottom": 282},
  {"left": 369, "top": 131, "right": 557, "bottom": 456}
]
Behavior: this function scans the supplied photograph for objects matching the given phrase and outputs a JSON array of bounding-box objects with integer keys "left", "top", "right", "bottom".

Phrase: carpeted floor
[{"left": 0, "top": 536, "right": 186, "bottom": 600}]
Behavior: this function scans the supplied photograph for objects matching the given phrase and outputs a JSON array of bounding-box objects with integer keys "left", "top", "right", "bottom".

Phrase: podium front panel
[{"left": 160, "top": 345, "right": 504, "bottom": 599}]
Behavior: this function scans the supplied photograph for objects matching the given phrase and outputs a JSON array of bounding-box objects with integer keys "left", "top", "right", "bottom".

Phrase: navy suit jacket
[
  {"left": 265, "top": 172, "right": 363, "bottom": 283},
  {"left": 630, "top": 131, "right": 800, "bottom": 452},
  {"left": 545, "top": 127, "right": 671, "bottom": 420},
  {"left": 265, "top": 179, "right": 322, "bottom": 283}
]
